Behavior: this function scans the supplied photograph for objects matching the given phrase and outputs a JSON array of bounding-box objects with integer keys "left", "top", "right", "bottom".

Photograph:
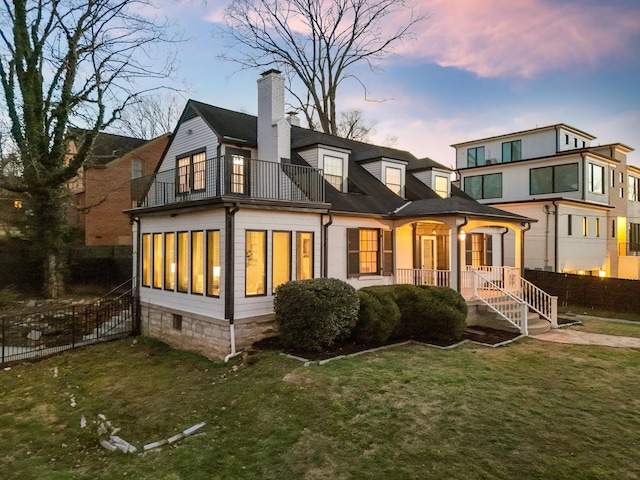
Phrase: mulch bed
[{"left": 252, "top": 327, "right": 522, "bottom": 362}]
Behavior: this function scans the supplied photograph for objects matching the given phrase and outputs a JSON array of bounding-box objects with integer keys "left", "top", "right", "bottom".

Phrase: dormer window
[
  {"left": 434, "top": 175, "right": 448, "bottom": 198},
  {"left": 385, "top": 167, "right": 402, "bottom": 195},
  {"left": 324, "top": 155, "right": 343, "bottom": 191}
]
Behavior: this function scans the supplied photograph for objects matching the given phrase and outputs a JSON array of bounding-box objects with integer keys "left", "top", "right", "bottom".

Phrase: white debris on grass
[
  {"left": 69, "top": 395, "right": 76, "bottom": 407},
  {"left": 143, "top": 422, "right": 206, "bottom": 452},
  {"left": 80, "top": 415, "right": 87, "bottom": 428},
  {"left": 53, "top": 366, "right": 58, "bottom": 378}
]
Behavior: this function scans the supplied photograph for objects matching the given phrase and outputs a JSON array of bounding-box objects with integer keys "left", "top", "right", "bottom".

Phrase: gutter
[
  {"left": 224, "top": 203, "right": 242, "bottom": 363},
  {"left": 322, "top": 213, "right": 334, "bottom": 277}
]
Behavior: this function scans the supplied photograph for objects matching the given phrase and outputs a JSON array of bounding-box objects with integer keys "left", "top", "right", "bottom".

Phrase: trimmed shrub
[
  {"left": 352, "top": 289, "right": 400, "bottom": 345},
  {"left": 393, "top": 285, "right": 467, "bottom": 343},
  {"left": 274, "top": 278, "right": 359, "bottom": 351}
]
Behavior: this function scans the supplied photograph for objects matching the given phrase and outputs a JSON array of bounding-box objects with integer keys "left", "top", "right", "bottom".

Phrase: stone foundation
[{"left": 139, "top": 302, "right": 278, "bottom": 360}]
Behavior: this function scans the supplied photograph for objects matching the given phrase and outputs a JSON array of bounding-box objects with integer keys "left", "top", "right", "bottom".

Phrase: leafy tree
[
  {"left": 0, "top": 0, "right": 178, "bottom": 297},
  {"left": 218, "top": 0, "right": 427, "bottom": 136}
]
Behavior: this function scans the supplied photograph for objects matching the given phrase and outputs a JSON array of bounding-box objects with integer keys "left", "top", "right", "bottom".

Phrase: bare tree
[
  {"left": 0, "top": 0, "right": 178, "bottom": 297},
  {"left": 113, "top": 93, "right": 185, "bottom": 139},
  {"left": 218, "top": 0, "right": 426, "bottom": 136},
  {"left": 336, "top": 108, "right": 376, "bottom": 142}
]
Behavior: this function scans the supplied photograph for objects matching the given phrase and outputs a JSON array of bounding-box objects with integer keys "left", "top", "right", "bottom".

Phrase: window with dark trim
[
  {"left": 191, "top": 231, "right": 204, "bottom": 294},
  {"left": 463, "top": 173, "right": 502, "bottom": 199},
  {"left": 153, "top": 233, "right": 163, "bottom": 289},
  {"left": 582, "top": 217, "right": 588, "bottom": 236},
  {"left": 164, "top": 232, "right": 176, "bottom": 290},
  {"left": 176, "top": 150, "right": 206, "bottom": 194},
  {"left": 206, "top": 230, "right": 221, "bottom": 297},
  {"left": 467, "top": 146, "right": 485, "bottom": 167},
  {"left": 347, "top": 228, "right": 393, "bottom": 277},
  {"left": 630, "top": 223, "right": 640, "bottom": 253},
  {"left": 172, "top": 314, "right": 182, "bottom": 331},
  {"left": 142, "top": 233, "right": 151, "bottom": 287},
  {"left": 272, "top": 231, "right": 291, "bottom": 292},
  {"left": 502, "top": 140, "right": 521, "bottom": 162},
  {"left": 246, "top": 230, "right": 266, "bottom": 296},
  {"left": 465, "top": 233, "right": 492, "bottom": 267},
  {"left": 177, "top": 231, "right": 189, "bottom": 293},
  {"left": 296, "top": 232, "right": 314, "bottom": 280},
  {"left": 568, "top": 215, "right": 573, "bottom": 236},
  {"left": 530, "top": 163, "right": 579, "bottom": 195}
]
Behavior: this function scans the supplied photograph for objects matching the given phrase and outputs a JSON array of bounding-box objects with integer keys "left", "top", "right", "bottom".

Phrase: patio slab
[{"left": 530, "top": 329, "right": 640, "bottom": 349}]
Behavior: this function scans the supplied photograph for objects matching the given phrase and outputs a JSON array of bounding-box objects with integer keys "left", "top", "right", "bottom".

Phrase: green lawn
[{"left": 1, "top": 336, "right": 639, "bottom": 480}]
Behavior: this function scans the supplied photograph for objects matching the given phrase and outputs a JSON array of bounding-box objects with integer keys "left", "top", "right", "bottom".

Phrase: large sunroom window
[
  {"left": 296, "top": 232, "right": 314, "bottom": 280},
  {"left": 246, "top": 230, "right": 266, "bottom": 296}
]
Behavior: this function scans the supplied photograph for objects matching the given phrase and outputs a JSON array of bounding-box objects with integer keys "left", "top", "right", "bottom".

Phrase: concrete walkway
[{"left": 531, "top": 329, "right": 640, "bottom": 349}]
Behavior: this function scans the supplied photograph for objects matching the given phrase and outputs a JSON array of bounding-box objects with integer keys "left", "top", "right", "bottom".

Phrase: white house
[
  {"left": 128, "top": 71, "right": 551, "bottom": 361},
  {"left": 453, "top": 124, "right": 640, "bottom": 279}
]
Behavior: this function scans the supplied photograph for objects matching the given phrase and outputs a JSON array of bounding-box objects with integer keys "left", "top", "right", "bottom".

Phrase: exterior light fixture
[
  {"left": 598, "top": 270, "right": 606, "bottom": 277},
  {"left": 459, "top": 230, "right": 466, "bottom": 242}
]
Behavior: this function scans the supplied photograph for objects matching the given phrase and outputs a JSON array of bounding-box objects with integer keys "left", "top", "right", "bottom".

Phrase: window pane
[
  {"left": 177, "top": 232, "right": 189, "bottom": 292},
  {"left": 164, "top": 233, "right": 175, "bottom": 290},
  {"left": 464, "top": 176, "right": 482, "bottom": 199},
  {"left": 142, "top": 233, "right": 151, "bottom": 287},
  {"left": 153, "top": 233, "right": 163, "bottom": 288},
  {"left": 272, "top": 231, "right": 291, "bottom": 292},
  {"left": 359, "top": 229, "right": 378, "bottom": 274},
  {"left": 589, "top": 164, "right": 604, "bottom": 194},
  {"left": 231, "top": 156, "right": 245, "bottom": 194},
  {"left": 512, "top": 140, "right": 521, "bottom": 161},
  {"left": 483, "top": 173, "right": 502, "bottom": 199},
  {"left": 554, "top": 163, "right": 579, "bottom": 192},
  {"left": 385, "top": 167, "right": 401, "bottom": 195},
  {"left": 530, "top": 167, "right": 553, "bottom": 195},
  {"left": 502, "top": 142, "right": 511, "bottom": 162},
  {"left": 246, "top": 231, "right": 266, "bottom": 295},
  {"left": 191, "top": 231, "right": 204, "bottom": 294},
  {"left": 177, "top": 157, "right": 190, "bottom": 193},
  {"left": 207, "top": 231, "right": 221, "bottom": 296},
  {"left": 296, "top": 232, "right": 313, "bottom": 280},
  {"left": 324, "top": 155, "right": 343, "bottom": 191},
  {"left": 467, "top": 148, "right": 476, "bottom": 167},
  {"left": 193, "top": 152, "right": 206, "bottom": 191},
  {"left": 434, "top": 175, "right": 448, "bottom": 198},
  {"left": 476, "top": 147, "right": 485, "bottom": 166}
]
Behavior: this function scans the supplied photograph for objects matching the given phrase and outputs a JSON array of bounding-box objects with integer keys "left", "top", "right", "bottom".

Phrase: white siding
[
  {"left": 233, "top": 209, "right": 321, "bottom": 320},
  {"left": 325, "top": 216, "right": 395, "bottom": 289},
  {"left": 139, "top": 210, "right": 227, "bottom": 320},
  {"left": 297, "top": 147, "right": 319, "bottom": 169},
  {"left": 158, "top": 116, "right": 219, "bottom": 172}
]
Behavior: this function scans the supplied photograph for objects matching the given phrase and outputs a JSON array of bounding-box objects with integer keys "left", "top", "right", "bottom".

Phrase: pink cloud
[{"left": 401, "top": 0, "right": 640, "bottom": 78}]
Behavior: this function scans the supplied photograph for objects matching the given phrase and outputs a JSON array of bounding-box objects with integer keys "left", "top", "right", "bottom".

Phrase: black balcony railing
[{"left": 132, "top": 155, "right": 325, "bottom": 208}]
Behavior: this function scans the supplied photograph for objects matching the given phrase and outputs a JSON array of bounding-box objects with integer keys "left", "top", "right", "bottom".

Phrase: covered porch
[{"left": 392, "top": 217, "right": 557, "bottom": 335}]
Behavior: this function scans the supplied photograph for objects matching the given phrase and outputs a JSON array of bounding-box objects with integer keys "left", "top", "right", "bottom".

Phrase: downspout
[
  {"left": 132, "top": 216, "right": 142, "bottom": 335},
  {"left": 322, "top": 213, "right": 333, "bottom": 278},
  {"left": 553, "top": 200, "right": 559, "bottom": 272},
  {"left": 500, "top": 227, "right": 509, "bottom": 267},
  {"left": 224, "top": 203, "right": 241, "bottom": 362},
  {"left": 581, "top": 152, "right": 586, "bottom": 201},
  {"left": 456, "top": 217, "right": 469, "bottom": 293},
  {"left": 520, "top": 222, "right": 532, "bottom": 276}
]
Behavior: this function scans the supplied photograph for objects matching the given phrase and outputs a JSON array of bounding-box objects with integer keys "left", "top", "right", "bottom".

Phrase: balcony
[{"left": 131, "top": 155, "right": 325, "bottom": 208}]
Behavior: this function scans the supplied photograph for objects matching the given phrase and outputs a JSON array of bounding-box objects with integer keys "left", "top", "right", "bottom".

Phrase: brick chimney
[{"left": 257, "top": 70, "right": 290, "bottom": 162}]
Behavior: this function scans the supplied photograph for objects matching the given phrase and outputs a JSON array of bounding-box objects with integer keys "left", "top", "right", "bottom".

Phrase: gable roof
[{"left": 167, "top": 99, "right": 535, "bottom": 223}]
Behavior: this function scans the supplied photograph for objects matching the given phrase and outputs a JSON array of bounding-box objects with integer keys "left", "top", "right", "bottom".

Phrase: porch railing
[
  {"left": 395, "top": 268, "right": 451, "bottom": 287},
  {"left": 132, "top": 155, "right": 325, "bottom": 208}
]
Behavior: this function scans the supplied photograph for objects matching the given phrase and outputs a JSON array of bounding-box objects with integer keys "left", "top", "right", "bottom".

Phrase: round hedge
[
  {"left": 273, "top": 278, "right": 359, "bottom": 351},
  {"left": 352, "top": 289, "right": 400, "bottom": 345}
]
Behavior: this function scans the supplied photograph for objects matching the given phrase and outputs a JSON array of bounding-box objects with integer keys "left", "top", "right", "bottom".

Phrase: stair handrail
[
  {"left": 468, "top": 270, "right": 529, "bottom": 335},
  {"left": 516, "top": 276, "right": 558, "bottom": 328}
]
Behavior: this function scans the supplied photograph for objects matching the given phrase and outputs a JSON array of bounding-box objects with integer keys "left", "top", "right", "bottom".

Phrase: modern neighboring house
[
  {"left": 453, "top": 124, "right": 640, "bottom": 279},
  {"left": 68, "top": 130, "right": 170, "bottom": 246},
  {"left": 128, "top": 70, "right": 554, "bottom": 361}
]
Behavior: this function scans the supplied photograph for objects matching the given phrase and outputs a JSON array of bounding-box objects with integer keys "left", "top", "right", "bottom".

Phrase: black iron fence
[
  {"left": 132, "top": 155, "right": 326, "bottom": 208},
  {"left": 1, "top": 281, "right": 137, "bottom": 366}
]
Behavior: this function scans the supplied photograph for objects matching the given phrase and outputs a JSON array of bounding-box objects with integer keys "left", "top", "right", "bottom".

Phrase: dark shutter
[
  {"left": 383, "top": 230, "right": 393, "bottom": 276},
  {"left": 347, "top": 228, "right": 360, "bottom": 277},
  {"left": 485, "top": 235, "right": 493, "bottom": 266},
  {"left": 465, "top": 234, "right": 473, "bottom": 266}
]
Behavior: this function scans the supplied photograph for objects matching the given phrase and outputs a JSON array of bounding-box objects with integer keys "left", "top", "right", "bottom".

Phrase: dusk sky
[{"left": 153, "top": 0, "right": 640, "bottom": 168}]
